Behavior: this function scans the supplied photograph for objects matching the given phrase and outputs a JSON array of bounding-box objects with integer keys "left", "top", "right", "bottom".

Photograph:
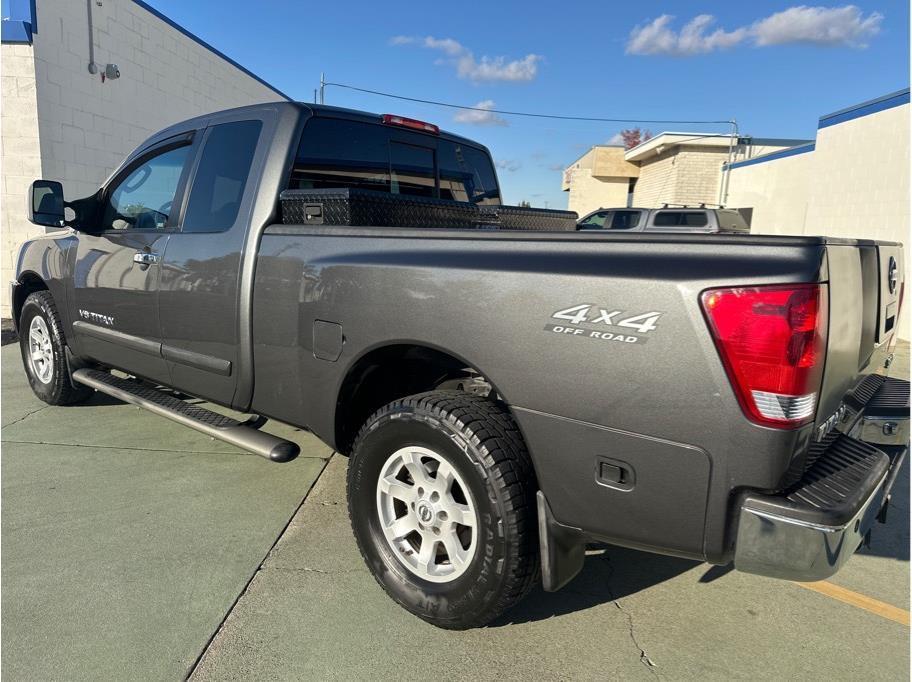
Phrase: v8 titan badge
[{"left": 545, "top": 304, "right": 662, "bottom": 345}]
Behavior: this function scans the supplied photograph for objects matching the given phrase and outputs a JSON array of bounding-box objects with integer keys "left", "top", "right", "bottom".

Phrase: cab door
[
  {"left": 157, "top": 115, "right": 266, "bottom": 406},
  {"left": 70, "top": 134, "right": 195, "bottom": 383}
]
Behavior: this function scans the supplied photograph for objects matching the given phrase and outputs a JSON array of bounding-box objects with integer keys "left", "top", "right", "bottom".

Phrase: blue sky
[{"left": 6, "top": 1, "right": 911, "bottom": 207}]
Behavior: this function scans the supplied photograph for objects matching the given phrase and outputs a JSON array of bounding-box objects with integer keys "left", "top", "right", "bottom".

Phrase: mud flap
[{"left": 537, "top": 491, "right": 586, "bottom": 592}]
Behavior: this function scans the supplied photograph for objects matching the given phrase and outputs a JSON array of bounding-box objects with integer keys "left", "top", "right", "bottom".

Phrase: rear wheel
[
  {"left": 18, "top": 291, "right": 92, "bottom": 405},
  {"left": 347, "top": 391, "right": 539, "bottom": 629}
]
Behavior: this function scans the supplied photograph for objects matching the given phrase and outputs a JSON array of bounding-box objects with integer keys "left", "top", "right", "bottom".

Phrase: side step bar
[{"left": 72, "top": 369, "right": 299, "bottom": 462}]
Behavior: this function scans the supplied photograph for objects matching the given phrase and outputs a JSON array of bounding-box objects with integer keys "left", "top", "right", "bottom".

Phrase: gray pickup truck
[{"left": 13, "top": 102, "right": 909, "bottom": 629}]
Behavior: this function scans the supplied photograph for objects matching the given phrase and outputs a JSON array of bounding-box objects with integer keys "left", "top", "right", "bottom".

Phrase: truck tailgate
[{"left": 817, "top": 242, "right": 904, "bottom": 433}]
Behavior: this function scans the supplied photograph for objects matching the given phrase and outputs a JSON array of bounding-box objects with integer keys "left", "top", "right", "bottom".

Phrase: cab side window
[
  {"left": 103, "top": 145, "right": 191, "bottom": 230},
  {"left": 182, "top": 120, "right": 263, "bottom": 233},
  {"left": 579, "top": 211, "right": 610, "bottom": 228},
  {"left": 608, "top": 210, "right": 642, "bottom": 229}
]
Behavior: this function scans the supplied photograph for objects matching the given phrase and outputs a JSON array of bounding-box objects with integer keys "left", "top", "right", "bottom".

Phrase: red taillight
[
  {"left": 381, "top": 114, "right": 439, "bottom": 134},
  {"left": 701, "top": 284, "right": 828, "bottom": 428}
]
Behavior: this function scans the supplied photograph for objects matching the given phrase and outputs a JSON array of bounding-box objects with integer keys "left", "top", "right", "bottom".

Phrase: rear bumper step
[
  {"left": 72, "top": 369, "right": 299, "bottom": 462},
  {"left": 734, "top": 434, "right": 905, "bottom": 581}
]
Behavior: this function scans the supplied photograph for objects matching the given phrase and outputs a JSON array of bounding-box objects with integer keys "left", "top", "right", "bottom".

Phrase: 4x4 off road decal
[{"left": 545, "top": 304, "right": 662, "bottom": 345}]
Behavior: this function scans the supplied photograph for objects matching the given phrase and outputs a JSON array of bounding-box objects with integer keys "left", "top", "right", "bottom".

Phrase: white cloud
[
  {"left": 752, "top": 5, "right": 883, "bottom": 47},
  {"left": 457, "top": 53, "right": 541, "bottom": 82},
  {"left": 626, "top": 5, "right": 883, "bottom": 56},
  {"left": 607, "top": 132, "right": 626, "bottom": 145},
  {"left": 496, "top": 158, "right": 522, "bottom": 172},
  {"left": 453, "top": 100, "right": 508, "bottom": 126},
  {"left": 627, "top": 14, "right": 746, "bottom": 56},
  {"left": 423, "top": 36, "right": 466, "bottom": 57},
  {"left": 391, "top": 35, "right": 542, "bottom": 82}
]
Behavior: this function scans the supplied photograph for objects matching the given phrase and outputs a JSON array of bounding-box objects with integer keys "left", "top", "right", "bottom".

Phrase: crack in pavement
[
  {"left": 2, "top": 404, "right": 51, "bottom": 429},
  {"left": 265, "top": 566, "right": 364, "bottom": 575},
  {"left": 614, "top": 601, "right": 658, "bottom": 673},
  {"left": 602, "top": 557, "right": 659, "bottom": 676}
]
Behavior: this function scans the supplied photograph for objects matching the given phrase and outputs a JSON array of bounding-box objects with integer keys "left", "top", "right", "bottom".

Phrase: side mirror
[{"left": 28, "top": 180, "right": 66, "bottom": 228}]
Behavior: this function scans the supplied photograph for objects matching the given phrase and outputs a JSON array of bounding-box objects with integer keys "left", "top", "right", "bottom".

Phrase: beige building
[
  {"left": 1, "top": 0, "right": 288, "bottom": 318},
  {"left": 561, "top": 146, "right": 638, "bottom": 218},
  {"left": 563, "top": 134, "right": 809, "bottom": 215}
]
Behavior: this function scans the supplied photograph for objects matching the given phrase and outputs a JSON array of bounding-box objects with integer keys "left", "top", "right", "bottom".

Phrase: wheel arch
[
  {"left": 333, "top": 341, "right": 521, "bottom": 457},
  {"left": 12, "top": 271, "right": 49, "bottom": 331}
]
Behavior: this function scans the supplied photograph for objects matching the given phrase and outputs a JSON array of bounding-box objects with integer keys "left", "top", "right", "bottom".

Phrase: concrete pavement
[
  {"left": 1, "top": 340, "right": 909, "bottom": 680},
  {"left": 1, "top": 344, "right": 331, "bottom": 680}
]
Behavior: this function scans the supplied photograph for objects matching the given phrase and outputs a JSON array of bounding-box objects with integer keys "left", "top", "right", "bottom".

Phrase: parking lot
[{"left": 2, "top": 340, "right": 908, "bottom": 680}]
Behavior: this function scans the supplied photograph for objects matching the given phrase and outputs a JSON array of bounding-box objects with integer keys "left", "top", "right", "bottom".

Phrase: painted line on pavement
[{"left": 794, "top": 580, "right": 910, "bottom": 626}]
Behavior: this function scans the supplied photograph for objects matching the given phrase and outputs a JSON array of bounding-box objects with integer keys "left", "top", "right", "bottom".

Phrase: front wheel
[
  {"left": 347, "top": 391, "right": 539, "bottom": 629},
  {"left": 18, "top": 291, "right": 92, "bottom": 405}
]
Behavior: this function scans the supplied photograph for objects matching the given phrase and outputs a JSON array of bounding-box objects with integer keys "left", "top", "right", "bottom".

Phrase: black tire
[
  {"left": 347, "top": 391, "right": 539, "bottom": 629},
  {"left": 18, "top": 291, "right": 92, "bottom": 405}
]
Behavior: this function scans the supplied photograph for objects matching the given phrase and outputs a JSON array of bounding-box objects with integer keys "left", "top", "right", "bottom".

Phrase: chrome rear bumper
[
  {"left": 734, "top": 453, "right": 893, "bottom": 581},
  {"left": 734, "top": 435, "right": 908, "bottom": 582},
  {"left": 735, "top": 375, "right": 908, "bottom": 582}
]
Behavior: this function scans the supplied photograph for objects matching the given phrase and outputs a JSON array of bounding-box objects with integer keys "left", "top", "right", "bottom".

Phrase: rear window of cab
[{"left": 289, "top": 117, "right": 501, "bottom": 205}]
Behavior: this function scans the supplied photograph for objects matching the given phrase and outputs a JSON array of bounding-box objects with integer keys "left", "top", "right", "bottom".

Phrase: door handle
[{"left": 133, "top": 252, "right": 159, "bottom": 266}]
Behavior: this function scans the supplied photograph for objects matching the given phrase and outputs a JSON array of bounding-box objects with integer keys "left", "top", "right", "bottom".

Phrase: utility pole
[{"left": 319, "top": 73, "right": 325, "bottom": 105}]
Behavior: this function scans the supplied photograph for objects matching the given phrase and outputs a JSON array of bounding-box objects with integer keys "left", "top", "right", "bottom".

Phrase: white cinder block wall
[
  {"left": 1, "top": 43, "right": 44, "bottom": 307},
  {"left": 726, "top": 91, "right": 910, "bottom": 340},
  {"left": 1, "top": 0, "right": 288, "bottom": 317}
]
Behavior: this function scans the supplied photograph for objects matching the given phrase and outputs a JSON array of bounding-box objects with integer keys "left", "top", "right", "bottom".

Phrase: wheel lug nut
[{"left": 438, "top": 511, "right": 448, "bottom": 520}]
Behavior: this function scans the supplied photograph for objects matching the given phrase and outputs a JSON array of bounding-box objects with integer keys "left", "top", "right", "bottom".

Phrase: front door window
[{"left": 102, "top": 145, "right": 191, "bottom": 230}]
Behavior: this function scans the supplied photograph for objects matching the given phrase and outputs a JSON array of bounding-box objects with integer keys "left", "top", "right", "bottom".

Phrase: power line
[{"left": 322, "top": 81, "right": 734, "bottom": 126}]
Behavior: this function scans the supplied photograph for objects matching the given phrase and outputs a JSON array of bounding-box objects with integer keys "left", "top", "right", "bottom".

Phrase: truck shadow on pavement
[
  {"left": 492, "top": 546, "right": 698, "bottom": 626},
  {"left": 860, "top": 465, "right": 909, "bottom": 562}
]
